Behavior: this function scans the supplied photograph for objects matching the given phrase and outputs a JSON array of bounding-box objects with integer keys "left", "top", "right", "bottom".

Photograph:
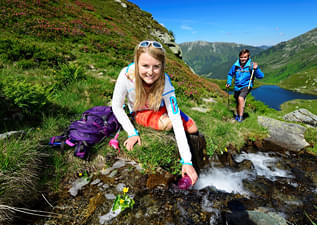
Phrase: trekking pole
[
  {"left": 244, "top": 68, "right": 255, "bottom": 108},
  {"left": 226, "top": 87, "right": 230, "bottom": 107},
  {"left": 248, "top": 68, "right": 255, "bottom": 90}
]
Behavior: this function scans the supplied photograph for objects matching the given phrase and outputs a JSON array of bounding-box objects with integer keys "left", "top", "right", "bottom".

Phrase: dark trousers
[{"left": 186, "top": 132, "right": 209, "bottom": 175}]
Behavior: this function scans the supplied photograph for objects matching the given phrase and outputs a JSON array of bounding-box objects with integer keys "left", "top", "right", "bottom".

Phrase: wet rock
[
  {"left": 105, "top": 193, "right": 116, "bottom": 200},
  {"left": 82, "top": 193, "right": 105, "bottom": 222},
  {"left": 108, "top": 170, "right": 118, "bottom": 178},
  {"left": 283, "top": 108, "right": 317, "bottom": 127},
  {"left": 146, "top": 172, "right": 174, "bottom": 189},
  {"left": 215, "top": 151, "right": 237, "bottom": 167},
  {"left": 116, "top": 183, "right": 126, "bottom": 192},
  {"left": 101, "top": 159, "right": 126, "bottom": 175},
  {"left": 236, "top": 159, "right": 254, "bottom": 171},
  {"left": 99, "top": 208, "right": 121, "bottom": 225},
  {"left": 90, "top": 179, "right": 101, "bottom": 185},
  {"left": 258, "top": 116, "right": 310, "bottom": 151},
  {"left": 102, "top": 184, "right": 109, "bottom": 189},
  {"left": 112, "top": 160, "right": 127, "bottom": 169},
  {"left": 225, "top": 209, "right": 288, "bottom": 225},
  {"left": 68, "top": 177, "right": 90, "bottom": 197}
]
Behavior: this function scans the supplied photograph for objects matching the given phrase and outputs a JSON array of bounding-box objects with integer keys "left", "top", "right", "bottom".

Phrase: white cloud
[{"left": 181, "top": 25, "right": 193, "bottom": 30}]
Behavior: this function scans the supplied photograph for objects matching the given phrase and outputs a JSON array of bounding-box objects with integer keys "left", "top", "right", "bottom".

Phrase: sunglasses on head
[{"left": 138, "top": 40, "right": 163, "bottom": 49}]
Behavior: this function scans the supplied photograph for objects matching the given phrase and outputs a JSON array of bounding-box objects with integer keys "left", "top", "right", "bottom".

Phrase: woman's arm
[
  {"left": 112, "top": 68, "right": 139, "bottom": 137},
  {"left": 162, "top": 77, "right": 198, "bottom": 184}
]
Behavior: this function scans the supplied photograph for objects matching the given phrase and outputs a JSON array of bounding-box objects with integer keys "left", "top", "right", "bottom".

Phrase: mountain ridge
[{"left": 180, "top": 41, "right": 265, "bottom": 79}]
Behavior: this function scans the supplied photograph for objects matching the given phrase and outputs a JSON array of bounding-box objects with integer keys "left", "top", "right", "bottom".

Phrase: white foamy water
[
  {"left": 234, "top": 152, "right": 293, "bottom": 181},
  {"left": 194, "top": 168, "right": 252, "bottom": 196},
  {"left": 194, "top": 151, "right": 293, "bottom": 196}
]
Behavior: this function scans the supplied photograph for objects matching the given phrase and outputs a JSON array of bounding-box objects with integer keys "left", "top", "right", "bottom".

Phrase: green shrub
[
  {"left": 1, "top": 77, "right": 48, "bottom": 114},
  {"left": 0, "top": 38, "right": 72, "bottom": 68},
  {"left": 305, "top": 128, "right": 317, "bottom": 154},
  {"left": 53, "top": 63, "right": 86, "bottom": 90}
]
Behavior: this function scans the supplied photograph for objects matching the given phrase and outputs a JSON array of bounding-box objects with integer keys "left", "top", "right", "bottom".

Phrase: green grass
[
  {"left": 281, "top": 99, "right": 317, "bottom": 115},
  {"left": 280, "top": 66, "right": 317, "bottom": 95}
]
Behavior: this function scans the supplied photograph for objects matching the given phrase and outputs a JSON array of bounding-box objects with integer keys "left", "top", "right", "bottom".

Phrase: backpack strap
[
  {"left": 49, "top": 135, "right": 66, "bottom": 150},
  {"left": 74, "top": 141, "right": 89, "bottom": 160}
]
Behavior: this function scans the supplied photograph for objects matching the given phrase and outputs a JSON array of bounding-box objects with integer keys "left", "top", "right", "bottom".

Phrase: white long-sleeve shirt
[{"left": 111, "top": 64, "right": 192, "bottom": 163}]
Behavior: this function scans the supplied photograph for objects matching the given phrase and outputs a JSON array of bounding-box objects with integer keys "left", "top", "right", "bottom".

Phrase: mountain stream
[{"left": 31, "top": 144, "right": 317, "bottom": 225}]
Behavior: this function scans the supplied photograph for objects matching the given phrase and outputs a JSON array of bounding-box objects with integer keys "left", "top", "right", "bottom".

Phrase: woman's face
[
  {"left": 239, "top": 53, "right": 249, "bottom": 66},
  {"left": 138, "top": 52, "right": 162, "bottom": 86}
]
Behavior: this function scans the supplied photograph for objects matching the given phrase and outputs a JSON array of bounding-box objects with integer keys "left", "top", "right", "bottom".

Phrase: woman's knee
[
  {"left": 158, "top": 115, "right": 173, "bottom": 131},
  {"left": 187, "top": 120, "right": 198, "bottom": 133}
]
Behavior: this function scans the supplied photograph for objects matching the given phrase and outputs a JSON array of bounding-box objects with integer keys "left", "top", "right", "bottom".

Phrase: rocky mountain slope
[{"left": 254, "top": 27, "right": 317, "bottom": 94}]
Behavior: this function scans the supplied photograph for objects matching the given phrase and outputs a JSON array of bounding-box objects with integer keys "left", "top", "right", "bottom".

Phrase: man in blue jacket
[{"left": 226, "top": 49, "right": 264, "bottom": 122}]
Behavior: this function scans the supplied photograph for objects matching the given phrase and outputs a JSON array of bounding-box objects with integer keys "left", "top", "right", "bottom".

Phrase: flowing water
[{"left": 30, "top": 145, "right": 317, "bottom": 225}]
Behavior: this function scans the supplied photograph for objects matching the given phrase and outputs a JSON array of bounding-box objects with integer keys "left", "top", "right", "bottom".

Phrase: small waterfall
[{"left": 194, "top": 151, "right": 294, "bottom": 196}]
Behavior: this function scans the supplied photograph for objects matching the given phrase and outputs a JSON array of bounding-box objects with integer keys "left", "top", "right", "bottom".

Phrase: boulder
[
  {"left": 165, "top": 41, "right": 183, "bottom": 58},
  {"left": 0, "top": 130, "right": 24, "bottom": 140},
  {"left": 258, "top": 116, "right": 309, "bottom": 151},
  {"left": 114, "top": 0, "right": 127, "bottom": 8},
  {"left": 150, "top": 29, "right": 183, "bottom": 59},
  {"left": 150, "top": 29, "right": 175, "bottom": 43},
  {"left": 225, "top": 210, "right": 288, "bottom": 225},
  {"left": 283, "top": 108, "right": 317, "bottom": 127}
]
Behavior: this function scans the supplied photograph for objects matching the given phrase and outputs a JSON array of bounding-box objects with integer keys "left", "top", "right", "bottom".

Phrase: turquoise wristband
[
  {"left": 128, "top": 134, "right": 139, "bottom": 138},
  {"left": 180, "top": 159, "right": 193, "bottom": 166},
  {"left": 128, "top": 129, "right": 139, "bottom": 138}
]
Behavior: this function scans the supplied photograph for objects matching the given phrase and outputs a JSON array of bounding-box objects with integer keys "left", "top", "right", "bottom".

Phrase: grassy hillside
[
  {"left": 179, "top": 41, "right": 265, "bottom": 79},
  {"left": 254, "top": 27, "right": 317, "bottom": 94},
  {"left": 0, "top": 0, "right": 227, "bottom": 222},
  {"left": 279, "top": 65, "right": 317, "bottom": 95},
  {"left": 0, "top": 1, "right": 316, "bottom": 223}
]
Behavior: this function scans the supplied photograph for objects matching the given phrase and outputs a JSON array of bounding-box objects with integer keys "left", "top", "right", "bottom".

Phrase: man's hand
[
  {"left": 124, "top": 136, "right": 141, "bottom": 151},
  {"left": 253, "top": 62, "right": 258, "bottom": 70},
  {"left": 225, "top": 84, "right": 230, "bottom": 88}
]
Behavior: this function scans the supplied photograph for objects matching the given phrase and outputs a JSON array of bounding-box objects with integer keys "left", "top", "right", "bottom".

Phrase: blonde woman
[{"left": 112, "top": 40, "right": 200, "bottom": 185}]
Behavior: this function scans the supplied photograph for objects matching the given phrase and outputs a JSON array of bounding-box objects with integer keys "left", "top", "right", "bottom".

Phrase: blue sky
[{"left": 128, "top": 0, "right": 317, "bottom": 46}]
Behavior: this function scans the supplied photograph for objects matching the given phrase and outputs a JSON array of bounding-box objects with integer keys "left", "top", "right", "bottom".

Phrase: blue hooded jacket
[{"left": 226, "top": 58, "right": 264, "bottom": 91}]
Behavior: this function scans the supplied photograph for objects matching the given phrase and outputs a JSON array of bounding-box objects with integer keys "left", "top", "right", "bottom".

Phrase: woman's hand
[
  {"left": 182, "top": 164, "right": 198, "bottom": 185},
  {"left": 124, "top": 136, "right": 141, "bottom": 151}
]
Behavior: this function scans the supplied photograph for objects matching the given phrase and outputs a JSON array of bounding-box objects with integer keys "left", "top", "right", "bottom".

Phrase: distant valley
[
  {"left": 179, "top": 41, "right": 268, "bottom": 80},
  {"left": 180, "top": 28, "right": 317, "bottom": 95}
]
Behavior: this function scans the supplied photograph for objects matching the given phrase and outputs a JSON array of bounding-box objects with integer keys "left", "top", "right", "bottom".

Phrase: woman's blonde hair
[{"left": 133, "top": 43, "right": 165, "bottom": 111}]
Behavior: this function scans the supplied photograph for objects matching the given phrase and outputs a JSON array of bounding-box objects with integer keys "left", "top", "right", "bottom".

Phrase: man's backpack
[{"left": 48, "top": 106, "right": 121, "bottom": 159}]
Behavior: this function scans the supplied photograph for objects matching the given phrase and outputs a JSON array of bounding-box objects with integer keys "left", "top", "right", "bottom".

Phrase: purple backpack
[{"left": 49, "top": 106, "right": 120, "bottom": 159}]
